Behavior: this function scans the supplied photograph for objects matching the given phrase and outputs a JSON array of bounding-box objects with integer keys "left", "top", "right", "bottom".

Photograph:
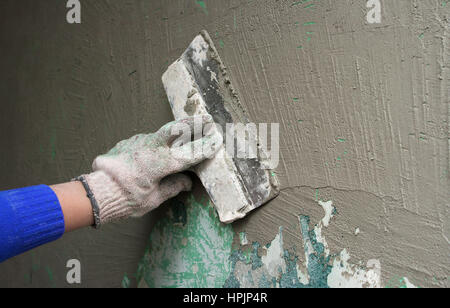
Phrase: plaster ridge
[{"left": 279, "top": 185, "right": 402, "bottom": 203}]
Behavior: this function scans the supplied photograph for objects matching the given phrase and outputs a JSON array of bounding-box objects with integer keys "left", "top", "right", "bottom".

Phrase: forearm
[
  {"left": 0, "top": 185, "right": 66, "bottom": 262},
  {"left": 0, "top": 182, "right": 94, "bottom": 263},
  {"left": 50, "top": 182, "right": 94, "bottom": 233}
]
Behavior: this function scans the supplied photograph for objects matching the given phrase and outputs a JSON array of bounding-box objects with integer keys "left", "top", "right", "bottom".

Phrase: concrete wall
[{"left": 0, "top": 0, "right": 448, "bottom": 288}]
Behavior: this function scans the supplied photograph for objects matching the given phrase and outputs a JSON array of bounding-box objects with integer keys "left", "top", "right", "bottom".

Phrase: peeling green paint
[
  {"left": 239, "top": 232, "right": 249, "bottom": 245},
  {"left": 222, "top": 199, "right": 385, "bottom": 288},
  {"left": 137, "top": 195, "right": 234, "bottom": 288},
  {"left": 299, "top": 216, "right": 332, "bottom": 287},
  {"left": 224, "top": 242, "right": 266, "bottom": 288},
  {"left": 385, "top": 276, "right": 419, "bottom": 288},
  {"left": 136, "top": 195, "right": 414, "bottom": 288},
  {"left": 291, "top": 0, "right": 314, "bottom": 7},
  {"left": 224, "top": 215, "right": 333, "bottom": 288},
  {"left": 31, "top": 252, "right": 40, "bottom": 272},
  {"left": 122, "top": 273, "right": 131, "bottom": 288},
  {"left": 45, "top": 266, "right": 56, "bottom": 288},
  {"left": 195, "top": 1, "right": 208, "bottom": 16}
]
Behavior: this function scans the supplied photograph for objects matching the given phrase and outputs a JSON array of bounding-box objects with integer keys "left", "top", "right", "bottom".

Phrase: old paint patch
[{"left": 137, "top": 195, "right": 234, "bottom": 288}]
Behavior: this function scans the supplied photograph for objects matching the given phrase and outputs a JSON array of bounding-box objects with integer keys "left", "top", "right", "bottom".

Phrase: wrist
[
  {"left": 50, "top": 182, "right": 94, "bottom": 232},
  {"left": 83, "top": 171, "right": 131, "bottom": 225}
]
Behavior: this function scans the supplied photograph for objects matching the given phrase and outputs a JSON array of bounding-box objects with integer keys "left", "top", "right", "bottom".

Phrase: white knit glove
[{"left": 79, "top": 115, "right": 221, "bottom": 226}]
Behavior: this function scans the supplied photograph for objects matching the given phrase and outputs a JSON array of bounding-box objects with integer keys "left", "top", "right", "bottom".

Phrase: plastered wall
[{"left": 0, "top": 0, "right": 448, "bottom": 288}]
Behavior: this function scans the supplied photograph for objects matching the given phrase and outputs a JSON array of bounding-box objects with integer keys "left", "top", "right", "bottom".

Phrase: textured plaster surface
[{"left": 0, "top": 0, "right": 448, "bottom": 288}]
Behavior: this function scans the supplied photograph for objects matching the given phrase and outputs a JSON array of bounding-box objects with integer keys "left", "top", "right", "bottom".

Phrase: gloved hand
[{"left": 79, "top": 115, "right": 221, "bottom": 227}]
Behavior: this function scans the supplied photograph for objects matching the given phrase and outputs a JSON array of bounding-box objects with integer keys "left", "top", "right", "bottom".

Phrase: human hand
[{"left": 79, "top": 115, "right": 221, "bottom": 226}]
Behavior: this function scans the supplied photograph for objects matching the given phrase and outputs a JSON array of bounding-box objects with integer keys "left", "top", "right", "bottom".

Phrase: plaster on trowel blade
[{"left": 162, "top": 30, "right": 280, "bottom": 224}]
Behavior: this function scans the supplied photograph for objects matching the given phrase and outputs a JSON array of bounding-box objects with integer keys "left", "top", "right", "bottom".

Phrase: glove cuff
[{"left": 83, "top": 171, "right": 132, "bottom": 225}]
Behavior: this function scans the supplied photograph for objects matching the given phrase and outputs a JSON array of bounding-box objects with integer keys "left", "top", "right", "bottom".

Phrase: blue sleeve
[{"left": 0, "top": 185, "right": 65, "bottom": 263}]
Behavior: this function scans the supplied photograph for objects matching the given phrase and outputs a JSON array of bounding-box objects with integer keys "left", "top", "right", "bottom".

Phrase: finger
[
  {"left": 156, "top": 114, "right": 214, "bottom": 145},
  {"left": 168, "top": 131, "right": 223, "bottom": 173},
  {"left": 156, "top": 174, "right": 193, "bottom": 205},
  {"left": 105, "top": 133, "right": 149, "bottom": 156}
]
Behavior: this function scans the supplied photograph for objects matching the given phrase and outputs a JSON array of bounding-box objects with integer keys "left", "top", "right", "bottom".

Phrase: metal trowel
[{"left": 162, "top": 30, "right": 279, "bottom": 224}]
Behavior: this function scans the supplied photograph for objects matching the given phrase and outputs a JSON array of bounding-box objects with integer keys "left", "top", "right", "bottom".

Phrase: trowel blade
[{"left": 162, "top": 30, "right": 279, "bottom": 223}]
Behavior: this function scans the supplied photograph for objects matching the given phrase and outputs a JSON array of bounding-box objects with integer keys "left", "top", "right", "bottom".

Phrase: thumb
[{"left": 156, "top": 173, "right": 193, "bottom": 205}]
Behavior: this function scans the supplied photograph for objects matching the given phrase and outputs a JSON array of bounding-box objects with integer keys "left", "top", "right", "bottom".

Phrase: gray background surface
[{"left": 0, "top": 0, "right": 448, "bottom": 288}]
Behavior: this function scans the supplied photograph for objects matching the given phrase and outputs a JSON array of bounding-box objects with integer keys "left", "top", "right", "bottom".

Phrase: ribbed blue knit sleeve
[{"left": 0, "top": 185, "right": 65, "bottom": 263}]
